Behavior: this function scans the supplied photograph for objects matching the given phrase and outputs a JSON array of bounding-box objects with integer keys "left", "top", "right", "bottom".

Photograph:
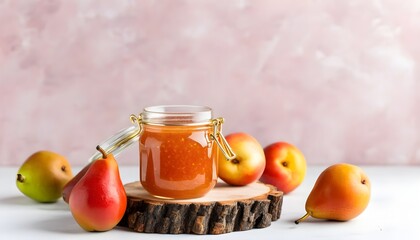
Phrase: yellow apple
[
  {"left": 260, "top": 142, "right": 306, "bottom": 194},
  {"left": 218, "top": 132, "right": 266, "bottom": 186}
]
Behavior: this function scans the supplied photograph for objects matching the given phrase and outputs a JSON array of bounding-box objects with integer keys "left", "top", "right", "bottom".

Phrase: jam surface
[{"left": 139, "top": 125, "right": 218, "bottom": 199}]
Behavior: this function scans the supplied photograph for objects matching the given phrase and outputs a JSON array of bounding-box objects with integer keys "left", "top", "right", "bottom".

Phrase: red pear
[{"left": 69, "top": 146, "right": 127, "bottom": 231}]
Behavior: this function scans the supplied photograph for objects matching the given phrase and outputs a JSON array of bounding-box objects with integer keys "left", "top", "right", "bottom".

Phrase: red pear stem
[
  {"left": 295, "top": 212, "right": 310, "bottom": 224},
  {"left": 96, "top": 145, "right": 107, "bottom": 159}
]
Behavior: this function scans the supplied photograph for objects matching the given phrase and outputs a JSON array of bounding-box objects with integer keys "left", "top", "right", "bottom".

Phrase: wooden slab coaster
[{"left": 119, "top": 181, "right": 283, "bottom": 235}]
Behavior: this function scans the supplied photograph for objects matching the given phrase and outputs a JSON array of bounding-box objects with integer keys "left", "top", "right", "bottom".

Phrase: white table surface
[{"left": 1, "top": 165, "right": 419, "bottom": 240}]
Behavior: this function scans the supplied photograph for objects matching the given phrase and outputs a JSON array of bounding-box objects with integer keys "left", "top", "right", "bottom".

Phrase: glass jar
[{"left": 89, "top": 105, "right": 235, "bottom": 199}]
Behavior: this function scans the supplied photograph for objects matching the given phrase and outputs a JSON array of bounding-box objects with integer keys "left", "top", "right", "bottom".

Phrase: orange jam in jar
[
  {"left": 88, "top": 105, "right": 236, "bottom": 200},
  {"left": 137, "top": 105, "right": 233, "bottom": 199},
  {"left": 139, "top": 124, "right": 218, "bottom": 199}
]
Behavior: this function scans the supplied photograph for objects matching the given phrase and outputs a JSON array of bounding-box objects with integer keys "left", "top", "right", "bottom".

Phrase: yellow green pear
[{"left": 16, "top": 151, "right": 73, "bottom": 203}]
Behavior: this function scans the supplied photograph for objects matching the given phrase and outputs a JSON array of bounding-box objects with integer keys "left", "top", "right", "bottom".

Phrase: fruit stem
[
  {"left": 16, "top": 173, "right": 25, "bottom": 183},
  {"left": 96, "top": 145, "right": 107, "bottom": 159},
  {"left": 231, "top": 158, "right": 240, "bottom": 164},
  {"left": 295, "top": 212, "right": 310, "bottom": 224}
]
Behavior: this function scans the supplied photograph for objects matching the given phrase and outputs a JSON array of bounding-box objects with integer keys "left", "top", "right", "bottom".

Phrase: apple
[
  {"left": 218, "top": 132, "right": 266, "bottom": 186},
  {"left": 260, "top": 142, "right": 306, "bottom": 194}
]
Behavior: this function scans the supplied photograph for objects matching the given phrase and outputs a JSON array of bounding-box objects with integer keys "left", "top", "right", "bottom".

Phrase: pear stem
[
  {"left": 17, "top": 173, "right": 25, "bottom": 183},
  {"left": 96, "top": 145, "right": 107, "bottom": 159},
  {"left": 295, "top": 212, "right": 310, "bottom": 224}
]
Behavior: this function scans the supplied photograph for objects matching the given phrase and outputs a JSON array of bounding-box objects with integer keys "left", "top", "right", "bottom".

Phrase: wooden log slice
[{"left": 119, "top": 181, "right": 283, "bottom": 235}]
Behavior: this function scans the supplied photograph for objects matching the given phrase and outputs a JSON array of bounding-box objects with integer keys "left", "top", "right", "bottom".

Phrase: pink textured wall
[{"left": 1, "top": 0, "right": 419, "bottom": 166}]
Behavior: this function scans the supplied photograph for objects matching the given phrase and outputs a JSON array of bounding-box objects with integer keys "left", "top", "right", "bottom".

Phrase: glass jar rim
[{"left": 141, "top": 105, "right": 213, "bottom": 125}]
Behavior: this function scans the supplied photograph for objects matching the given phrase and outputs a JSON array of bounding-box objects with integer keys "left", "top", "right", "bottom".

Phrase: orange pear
[{"left": 295, "top": 163, "right": 371, "bottom": 224}]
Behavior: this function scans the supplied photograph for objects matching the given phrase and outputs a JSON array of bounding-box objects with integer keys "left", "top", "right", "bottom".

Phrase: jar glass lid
[
  {"left": 141, "top": 105, "right": 213, "bottom": 125},
  {"left": 88, "top": 125, "right": 140, "bottom": 162}
]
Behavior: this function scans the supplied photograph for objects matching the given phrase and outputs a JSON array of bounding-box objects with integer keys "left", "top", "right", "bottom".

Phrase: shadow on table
[
  {"left": 33, "top": 215, "right": 86, "bottom": 234},
  {"left": 33, "top": 213, "right": 134, "bottom": 234},
  {"left": 284, "top": 217, "right": 352, "bottom": 227},
  {"left": 0, "top": 195, "right": 70, "bottom": 211},
  {"left": 0, "top": 196, "right": 133, "bottom": 234},
  {"left": 0, "top": 195, "right": 39, "bottom": 206}
]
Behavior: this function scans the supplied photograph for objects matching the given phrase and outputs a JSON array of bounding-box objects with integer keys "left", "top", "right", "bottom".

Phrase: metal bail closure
[
  {"left": 88, "top": 114, "right": 142, "bottom": 162},
  {"left": 210, "top": 118, "right": 237, "bottom": 160}
]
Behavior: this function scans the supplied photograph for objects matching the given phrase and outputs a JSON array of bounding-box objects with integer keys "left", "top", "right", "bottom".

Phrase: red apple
[
  {"left": 260, "top": 142, "right": 306, "bottom": 194},
  {"left": 218, "top": 132, "right": 266, "bottom": 186}
]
